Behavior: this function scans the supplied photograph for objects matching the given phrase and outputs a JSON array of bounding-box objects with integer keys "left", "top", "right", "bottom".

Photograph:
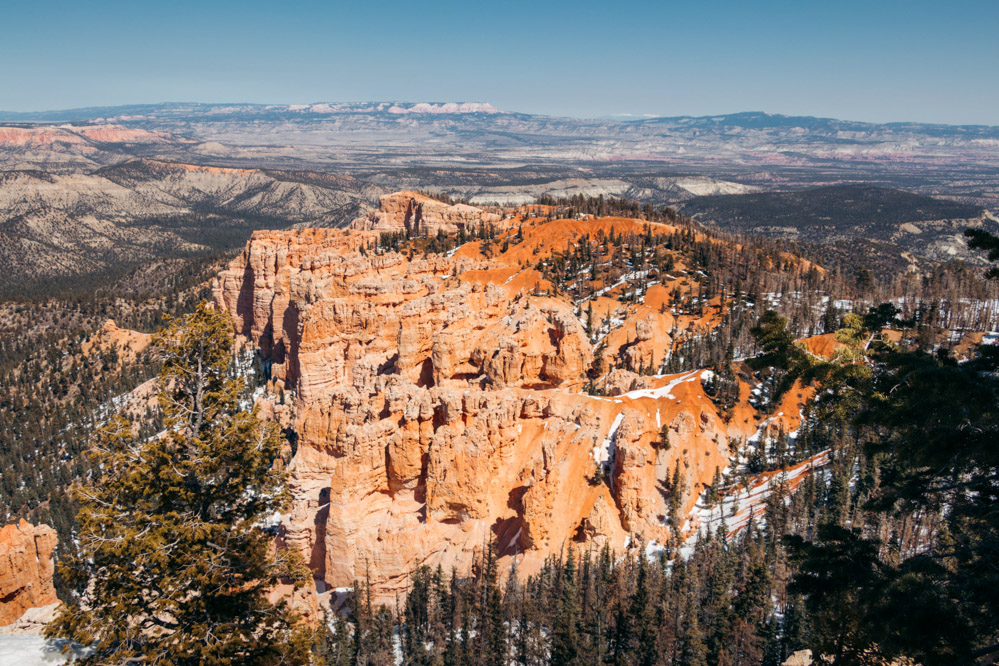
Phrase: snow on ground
[
  {"left": 0, "top": 635, "right": 87, "bottom": 665},
  {"left": 592, "top": 413, "right": 625, "bottom": 489},
  {"left": 683, "top": 449, "right": 831, "bottom": 555},
  {"left": 584, "top": 395, "right": 623, "bottom": 404},
  {"left": 506, "top": 526, "right": 523, "bottom": 554},
  {"left": 503, "top": 268, "right": 524, "bottom": 285},
  {"left": 592, "top": 413, "right": 625, "bottom": 466},
  {"left": 746, "top": 416, "right": 776, "bottom": 444},
  {"left": 580, "top": 270, "right": 651, "bottom": 304},
  {"left": 617, "top": 369, "right": 700, "bottom": 400},
  {"left": 645, "top": 539, "right": 666, "bottom": 559}
]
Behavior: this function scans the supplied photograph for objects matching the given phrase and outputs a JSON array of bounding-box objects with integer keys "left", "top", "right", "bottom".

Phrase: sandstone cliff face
[
  {"left": 351, "top": 191, "right": 503, "bottom": 236},
  {"left": 0, "top": 520, "right": 57, "bottom": 626},
  {"left": 214, "top": 221, "right": 797, "bottom": 601}
]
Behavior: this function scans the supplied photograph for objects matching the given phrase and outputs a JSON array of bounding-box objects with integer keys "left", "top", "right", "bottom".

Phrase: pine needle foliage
[{"left": 46, "top": 302, "right": 314, "bottom": 665}]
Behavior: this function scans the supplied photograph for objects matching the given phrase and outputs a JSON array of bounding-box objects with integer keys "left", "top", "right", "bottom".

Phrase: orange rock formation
[
  {"left": 213, "top": 217, "right": 807, "bottom": 601},
  {"left": 83, "top": 319, "right": 152, "bottom": 362},
  {"left": 351, "top": 191, "right": 504, "bottom": 236},
  {"left": 0, "top": 520, "right": 58, "bottom": 626}
]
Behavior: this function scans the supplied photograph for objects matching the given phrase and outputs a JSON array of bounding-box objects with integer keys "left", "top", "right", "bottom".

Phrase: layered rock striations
[
  {"left": 0, "top": 520, "right": 57, "bottom": 626},
  {"left": 214, "top": 218, "right": 803, "bottom": 600}
]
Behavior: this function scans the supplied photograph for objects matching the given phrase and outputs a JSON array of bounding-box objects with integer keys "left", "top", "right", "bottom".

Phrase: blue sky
[{"left": 2, "top": 0, "right": 997, "bottom": 124}]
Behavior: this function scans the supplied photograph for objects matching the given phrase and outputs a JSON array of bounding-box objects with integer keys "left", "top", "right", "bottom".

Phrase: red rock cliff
[
  {"left": 0, "top": 520, "right": 57, "bottom": 626},
  {"left": 351, "top": 191, "right": 503, "bottom": 236},
  {"left": 213, "top": 220, "right": 801, "bottom": 601}
]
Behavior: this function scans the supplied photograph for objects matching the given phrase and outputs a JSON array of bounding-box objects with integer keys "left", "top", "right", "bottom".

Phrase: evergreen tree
[
  {"left": 965, "top": 228, "right": 999, "bottom": 278},
  {"left": 629, "top": 552, "right": 657, "bottom": 666},
  {"left": 319, "top": 611, "right": 356, "bottom": 666},
  {"left": 479, "top": 543, "right": 506, "bottom": 666},
  {"left": 785, "top": 524, "right": 884, "bottom": 662},
  {"left": 46, "top": 303, "right": 313, "bottom": 665},
  {"left": 551, "top": 552, "right": 580, "bottom": 666},
  {"left": 682, "top": 605, "right": 709, "bottom": 666},
  {"left": 403, "top": 566, "right": 433, "bottom": 665}
]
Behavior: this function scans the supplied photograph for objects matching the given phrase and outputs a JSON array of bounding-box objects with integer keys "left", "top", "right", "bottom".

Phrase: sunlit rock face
[
  {"left": 350, "top": 191, "right": 504, "bottom": 236},
  {"left": 0, "top": 520, "right": 58, "bottom": 626},
  {"left": 214, "top": 218, "right": 804, "bottom": 601}
]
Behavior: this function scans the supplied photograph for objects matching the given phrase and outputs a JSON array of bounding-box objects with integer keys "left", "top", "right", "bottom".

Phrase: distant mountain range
[
  {"left": 2, "top": 103, "right": 997, "bottom": 169},
  {"left": 0, "top": 102, "right": 510, "bottom": 122},
  {"left": 2, "top": 103, "right": 999, "bottom": 294},
  {"left": 631, "top": 110, "right": 999, "bottom": 135},
  {"left": 3, "top": 103, "right": 998, "bottom": 134},
  {"left": 2, "top": 103, "right": 997, "bottom": 204}
]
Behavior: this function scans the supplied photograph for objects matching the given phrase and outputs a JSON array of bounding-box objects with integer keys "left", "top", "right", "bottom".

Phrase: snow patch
[
  {"left": 683, "top": 449, "right": 831, "bottom": 554},
  {"left": 0, "top": 635, "right": 88, "bottom": 665},
  {"left": 618, "top": 369, "right": 700, "bottom": 400},
  {"left": 592, "top": 413, "right": 625, "bottom": 489}
]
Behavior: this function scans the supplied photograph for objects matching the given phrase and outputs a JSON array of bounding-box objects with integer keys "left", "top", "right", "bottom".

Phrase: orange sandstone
[
  {"left": 0, "top": 520, "right": 58, "bottom": 626},
  {"left": 351, "top": 191, "right": 504, "bottom": 236},
  {"left": 213, "top": 220, "right": 808, "bottom": 601}
]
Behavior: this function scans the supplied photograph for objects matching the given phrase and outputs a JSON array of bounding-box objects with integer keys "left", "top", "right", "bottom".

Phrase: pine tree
[
  {"left": 682, "top": 605, "right": 709, "bottom": 666},
  {"left": 479, "top": 542, "right": 506, "bottom": 666},
  {"left": 46, "top": 303, "right": 313, "bottom": 665},
  {"left": 630, "top": 552, "right": 657, "bottom": 666},
  {"left": 403, "top": 566, "right": 432, "bottom": 665},
  {"left": 551, "top": 552, "right": 580, "bottom": 666},
  {"left": 320, "top": 610, "right": 356, "bottom": 666}
]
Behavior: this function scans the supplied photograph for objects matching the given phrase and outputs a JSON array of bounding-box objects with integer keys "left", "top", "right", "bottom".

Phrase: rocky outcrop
[
  {"left": 351, "top": 191, "right": 503, "bottom": 236},
  {"left": 83, "top": 319, "right": 152, "bottom": 361},
  {"left": 780, "top": 648, "right": 919, "bottom": 666},
  {"left": 0, "top": 521, "right": 57, "bottom": 626},
  {"left": 601, "top": 369, "right": 652, "bottom": 395},
  {"left": 213, "top": 222, "right": 800, "bottom": 602},
  {"left": 782, "top": 650, "right": 814, "bottom": 666}
]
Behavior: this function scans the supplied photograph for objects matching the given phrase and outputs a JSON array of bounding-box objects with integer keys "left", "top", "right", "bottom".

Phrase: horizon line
[{"left": 1, "top": 101, "right": 998, "bottom": 130}]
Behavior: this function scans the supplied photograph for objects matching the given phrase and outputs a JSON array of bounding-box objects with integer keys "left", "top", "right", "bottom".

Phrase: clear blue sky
[{"left": 2, "top": 0, "right": 997, "bottom": 124}]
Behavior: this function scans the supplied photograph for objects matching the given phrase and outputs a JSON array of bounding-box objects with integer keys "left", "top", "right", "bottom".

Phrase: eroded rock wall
[
  {"left": 214, "top": 224, "right": 786, "bottom": 601},
  {"left": 0, "top": 521, "right": 57, "bottom": 626},
  {"left": 350, "top": 191, "right": 503, "bottom": 236}
]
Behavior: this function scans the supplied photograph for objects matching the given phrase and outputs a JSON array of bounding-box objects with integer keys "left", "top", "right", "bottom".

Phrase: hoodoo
[
  {"left": 213, "top": 212, "right": 810, "bottom": 600},
  {"left": 351, "top": 191, "right": 504, "bottom": 236}
]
